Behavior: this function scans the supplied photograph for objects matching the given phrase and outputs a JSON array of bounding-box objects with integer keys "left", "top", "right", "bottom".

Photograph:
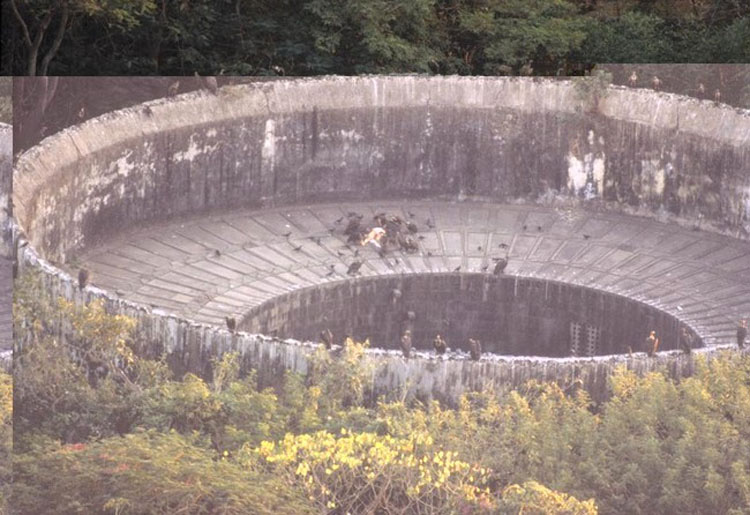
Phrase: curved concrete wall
[
  {"left": 14, "top": 76, "right": 750, "bottom": 265},
  {"left": 13, "top": 77, "right": 750, "bottom": 399},
  {"left": 245, "top": 273, "right": 690, "bottom": 356},
  {"left": 0, "top": 123, "right": 12, "bottom": 358},
  {"left": 18, "top": 258, "right": 733, "bottom": 404}
]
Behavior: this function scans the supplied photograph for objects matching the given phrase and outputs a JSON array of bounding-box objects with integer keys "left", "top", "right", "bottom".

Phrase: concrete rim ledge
[{"left": 15, "top": 228, "right": 747, "bottom": 403}]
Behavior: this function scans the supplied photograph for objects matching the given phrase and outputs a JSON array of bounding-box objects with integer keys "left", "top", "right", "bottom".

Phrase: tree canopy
[{"left": 2, "top": 0, "right": 748, "bottom": 76}]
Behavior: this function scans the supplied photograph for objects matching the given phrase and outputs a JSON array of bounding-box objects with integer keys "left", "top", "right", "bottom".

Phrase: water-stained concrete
[{"left": 12, "top": 77, "right": 750, "bottom": 400}]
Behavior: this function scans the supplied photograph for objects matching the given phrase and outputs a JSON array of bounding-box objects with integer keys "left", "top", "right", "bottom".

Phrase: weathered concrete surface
[
  {"left": 0, "top": 123, "right": 12, "bottom": 356},
  {"left": 75, "top": 201, "right": 747, "bottom": 349},
  {"left": 16, "top": 248, "right": 749, "bottom": 403},
  {"left": 12, "top": 77, "right": 750, "bottom": 399},
  {"left": 14, "top": 77, "right": 750, "bottom": 266}
]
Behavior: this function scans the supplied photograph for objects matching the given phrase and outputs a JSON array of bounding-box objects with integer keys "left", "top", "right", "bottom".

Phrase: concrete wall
[
  {"left": 13, "top": 76, "right": 750, "bottom": 397},
  {"left": 21, "top": 250, "right": 736, "bottom": 404},
  {"left": 245, "top": 273, "right": 688, "bottom": 357},
  {"left": 0, "top": 123, "right": 12, "bottom": 356},
  {"left": 14, "top": 77, "right": 750, "bottom": 265}
]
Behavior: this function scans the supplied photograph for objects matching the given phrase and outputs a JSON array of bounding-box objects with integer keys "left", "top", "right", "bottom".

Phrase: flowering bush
[{"left": 251, "top": 428, "right": 495, "bottom": 513}]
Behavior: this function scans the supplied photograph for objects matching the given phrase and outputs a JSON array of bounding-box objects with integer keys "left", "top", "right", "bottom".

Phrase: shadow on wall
[{"left": 244, "top": 274, "right": 695, "bottom": 357}]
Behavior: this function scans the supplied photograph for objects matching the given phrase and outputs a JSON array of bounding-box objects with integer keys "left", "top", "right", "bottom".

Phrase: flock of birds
[
  {"left": 627, "top": 71, "right": 722, "bottom": 103},
  {"left": 279, "top": 209, "right": 512, "bottom": 280}
]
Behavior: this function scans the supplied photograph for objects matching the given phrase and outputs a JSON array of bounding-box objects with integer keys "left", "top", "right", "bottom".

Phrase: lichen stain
[
  {"left": 567, "top": 153, "right": 586, "bottom": 192},
  {"left": 640, "top": 159, "right": 666, "bottom": 199},
  {"left": 567, "top": 152, "right": 605, "bottom": 199},
  {"left": 173, "top": 133, "right": 219, "bottom": 163}
]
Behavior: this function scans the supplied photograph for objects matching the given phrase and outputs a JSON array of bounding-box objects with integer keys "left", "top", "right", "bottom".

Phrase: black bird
[
  {"left": 481, "top": 264, "right": 489, "bottom": 272},
  {"left": 282, "top": 231, "right": 292, "bottom": 237},
  {"left": 335, "top": 216, "right": 344, "bottom": 224},
  {"left": 453, "top": 265, "right": 461, "bottom": 272},
  {"left": 354, "top": 249, "right": 360, "bottom": 257},
  {"left": 347, "top": 260, "right": 363, "bottom": 275},
  {"left": 408, "top": 211, "right": 416, "bottom": 218},
  {"left": 292, "top": 245, "right": 303, "bottom": 251},
  {"left": 225, "top": 316, "right": 237, "bottom": 332},
  {"left": 337, "top": 250, "right": 345, "bottom": 257},
  {"left": 433, "top": 334, "right": 447, "bottom": 355},
  {"left": 326, "top": 269, "right": 335, "bottom": 276},
  {"left": 477, "top": 245, "right": 482, "bottom": 251},
  {"left": 426, "top": 219, "right": 435, "bottom": 228},
  {"left": 493, "top": 258, "right": 508, "bottom": 275},
  {"left": 522, "top": 224, "right": 528, "bottom": 231},
  {"left": 320, "top": 328, "right": 334, "bottom": 350},
  {"left": 401, "top": 330, "right": 412, "bottom": 358},
  {"left": 498, "top": 243, "right": 508, "bottom": 249},
  {"left": 143, "top": 106, "right": 153, "bottom": 117},
  {"left": 468, "top": 338, "right": 482, "bottom": 361},
  {"left": 583, "top": 234, "right": 591, "bottom": 240},
  {"left": 407, "top": 221, "right": 419, "bottom": 234},
  {"left": 310, "top": 236, "right": 322, "bottom": 245},
  {"left": 427, "top": 251, "right": 433, "bottom": 257},
  {"left": 78, "top": 268, "right": 90, "bottom": 290},
  {"left": 536, "top": 226, "right": 542, "bottom": 232},
  {"left": 213, "top": 249, "right": 221, "bottom": 258},
  {"left": 418, "top": 235, "right": 425, "bottom": 240}
]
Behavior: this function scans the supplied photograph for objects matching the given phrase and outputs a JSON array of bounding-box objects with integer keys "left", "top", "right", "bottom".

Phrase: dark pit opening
[{"left": 243, "top": 273, "right": 699, "bottom": 357}]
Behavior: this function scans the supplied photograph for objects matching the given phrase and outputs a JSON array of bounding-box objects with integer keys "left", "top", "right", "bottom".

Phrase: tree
[
  {"left": 8, "top": 0, "right": 155, "bottom": 75},
  {"left": 456, "top": 0, "right": 588, "bottom": 74}
]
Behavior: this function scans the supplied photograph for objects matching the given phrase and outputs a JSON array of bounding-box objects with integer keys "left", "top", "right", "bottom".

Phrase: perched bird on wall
[
  {"left": 738, "top": 319, "right": 747, "bottom": 348},
  {"left": 78, "top": 268, "right": 90, "bottom": 290},
  {"left": 320, "top": 328, "right": 334, "bottom": 350},
  {"left": 651, "top": 76, "right": 661, "bottom": 91},
  {"left": 468, "top": 338, "right": 482, "bottom": 361},
  {"left": 714, "top": 89, "right": 721, "bottom": 104},
  {"left": 347, "top": 260, "right": 363, "bottom": 275},
  {"left": 646, "top": 331, "right": 659, "bottom": 356},
  {"left": 628, "top": 71, "right": 638, "bottom": 87},
  {"left": 679, "top": 327, "right": 694, "bottom": 354},
  {"left": 167, "top": 80, "right": 180, "bottom": 97},
  {"left": 697, "top": 82, "right": 706, "bottom": 99},
  {"left": 225, "top": 316, "right": 237, "bottom": 332},
  {"left": 433, "top": 334, "right": 447, "bottom": 355},
  {"left": 401, "top": 329, "right": 412, "bottom": 358},
  {"left": 493, "top": 257, "right": 508, "bottom": 275}
]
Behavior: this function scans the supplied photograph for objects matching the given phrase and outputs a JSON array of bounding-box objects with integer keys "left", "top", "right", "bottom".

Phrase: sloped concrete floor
[{"left": 76, "top": 201, "right": 750, "bottom": 347}]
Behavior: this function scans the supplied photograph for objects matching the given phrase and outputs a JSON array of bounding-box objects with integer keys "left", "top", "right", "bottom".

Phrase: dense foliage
[
  {"left": 0, "top": 370, "right": 11, "bottom": 513},
  {"left": 3, "top": 0, "right": 748, "bottom": 76},
  {"left": 12, "top": 270, "right": 750, "bottom": 514}
]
